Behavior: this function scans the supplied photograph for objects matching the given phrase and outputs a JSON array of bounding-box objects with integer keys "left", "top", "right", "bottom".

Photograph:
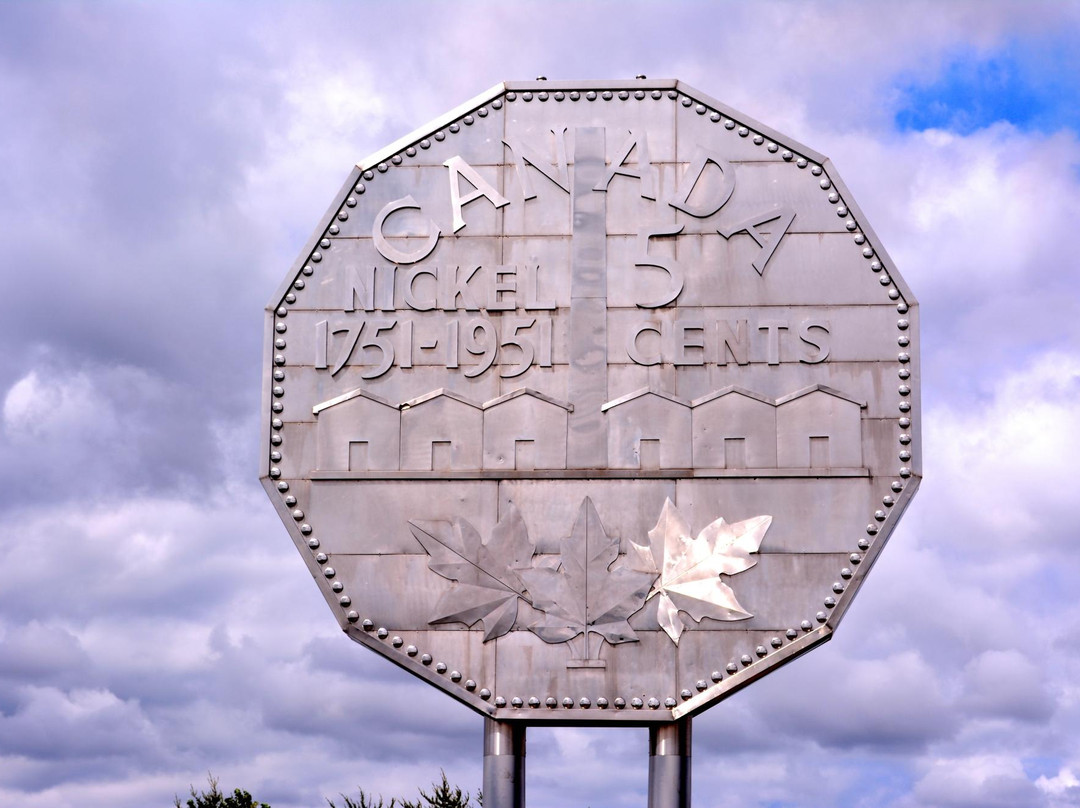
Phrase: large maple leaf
[
  {"left": 520, "top": 497, "right": 656, "bottom": 655},
  {"left": 628, "top": 498, "right": 771, "bottom": 644},
  {"left": 408, "top": 502, "right": 535, "bottom": 641}
]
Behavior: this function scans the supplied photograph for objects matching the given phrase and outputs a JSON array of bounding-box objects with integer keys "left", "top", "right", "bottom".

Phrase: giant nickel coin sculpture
[{"left": 261, "top": 79, "right": 920, "bottom": 729}]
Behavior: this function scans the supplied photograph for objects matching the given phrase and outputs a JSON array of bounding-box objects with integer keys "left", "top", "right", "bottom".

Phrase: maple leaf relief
[
  {"left": 520, "top": 497, "right": 656, "bottom": 657},
  {"left": 628, "top": 498, "right": 771, "bottom": 645},
  {"left": 409, "top": 502, "right": 535, "bottom": 642}
]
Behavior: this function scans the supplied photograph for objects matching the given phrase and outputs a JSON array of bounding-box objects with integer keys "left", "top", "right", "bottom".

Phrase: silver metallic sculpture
[{"left": 260, "top": 79, "right": 921, "bottom": 807}]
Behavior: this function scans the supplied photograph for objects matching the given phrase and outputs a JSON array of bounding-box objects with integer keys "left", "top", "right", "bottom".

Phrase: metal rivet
[
  {"left": 377, "top": 163, "right": 388, "bottom": 173},
  {"left": 753, "top": 135, "right": 764, "bottom": 145},
  {"left": 546, "top": 697, "right": 557, "bottom": 708},
  {"left": 434, "top": 131, "right": 445, "bottom": 141},
  {"left": 899, "top": 434, "right": 912, "bottom": 447},
  {"left": 899, "top": 466, "right": 912, "bottom": 478},
  {"left": 820, "top": 178, "right": 832, "bottom": 190},
  {"left": 406, "top": 645, "right": 417, "bottom": 656},
  {"left": 377, "top": 627, "right": 388, "bottom": 639},
  {"left": 466, "top": 680, "right": 476, "bottom": 690},
  {"left": 363, "top": 170, "right": 374, "bottom": 180},
  {"left": 494, "top": 696, "right": 505, "bottom": 707},
  {"left": 854, "top": 234, "right": 866, "bottom": 244},
  {"left": 898, "top": 335, "right": 911, "bottom": 347},
  {"left": 274, "top": 322, "right": 287, "bottom": 334},
  {"left": 648, "top": 698, "right": 661, "bottom": 709},
  {"left": 771, "top": 636, "right": 783, "bottom": 648},
  {"left": 801, "top": 620, "right": 813, "bottom": 631},
  {"left": 829, "top": 192, "right": 840, "bottom": 203},
  {"left": 463, "top": 114, "right": 474, "bottom": 125},
  {"left": 336, "top": 210, "right": 348, "bottom": 222},
  {"left": 272, "top": 435, "right": 283, "bottom": 446},
  {"left": 405, "top": 147, "right": 416, "bottom": 157},
  {"left": 480, "top": 689, "right": 491, "bottom": 700},
  {"left": 330, "top": 581, "right": 342, "bottom": 592},
  {"left": 755, "top": 645, "right": 768, "bottom": 657},
  {"left": 836, "top": 205, "right": 848, "bottom": 217},
  {"left": 897, "top": 302, "right": 909, "bottom": 314},
  {"left": 269, "top": 467, "right": 280, "bottom": 478},
  {"left": 652, "top": 90, "right": 663, "bottom": 99},
  {"left": 586, "top": 91, "right": 596, "bottom": 101},
  {"left": 562, "top": 697, "right": 573, "bottom": 708},
  {"left": 512, "top": 697, "right": 523, "bottom": 707},
  {"left": 866, "top": 524, "right": 879, "bottom": 535},
  {"left": 273, "top": 419, "right": 284, "bottom": 430},
  {"left": 323, "top": 567, "right": 335, "bottom": 578},
  {"left": 618, "top": 90, "right": 629, "bottom": 100},
  {"left": 597, "top": 697, "right": 609, "bottom": 708},
  {"left": 681, "top": 96, "right": 692, "bottom": 107},
  {"left": 816, "top": 611, "right": 828, "bottom": 623},
  {"left": 362, "top": 619, "right": 374, "bottom": 630},
  {"left": 899, "top": 401, "right": 911, "bottom": 413},
  {"left": 832, "top": 582, "right": 845, "bottom": 594},
  {"left": 271, "top": 402, "right": 283, "bottom": 413},
  {"left": 695, "top": 104, "right": 707, "bottom": 114},
  {"left": 891, "top": 482, "right": 904, "bottom": 495},
  {"left": 315, "top": 552, "right": 327, "bottom": 563},
  {"left": 522, "top": 92, "right": 533, "bottom": 102},
  {"left": 711, "top": 671, "right": 723, "bottom": 683},
  {"left": 528, "top": 696, "right": 540, "bottom": 707},
  {"left": 899, "top": 368, "right": 912, "bottom": 381},
  {"left": 310, "top": 252, "right": 322, "bottom": 263},
  {"left": 537, "top": 93, "right": 548, "bottom": 102},
  {"left": 346, "top": 611, "right": 358, "bottom": 622},
  {"left": 435, "top": 662, "right": 446, "bottom": 673},
  {"left": 825, "top": 597, "right": 837, "bottom": 608},
  {"left": 555, "top": 92, "right": 565, "bottom": 101},
  {"left": 889, "top": 288, "right": 900, "bottom": 299},
  {"left": 863, "top": 247, "right": 874, "bottom": 258},
  {"left": 875, "top": 509, "right": 887, "bottom": 521},
  {"left": 391, "top": 155, "right": 402, "bottom": 165},
  {"left": 275, "top": 336, "right": 287, "bottom": 347},
  {"left": 767, "top": 142, "right": 778, "bottom": 153},
  {"left": 726, "top": 662, "right": 738, "bottom": 674},
  {"left": 710, "top": 111, "right": 721, "bottom": 122},
  {"left": 492, "top": 98, "right": 504, "bottom": 109},
  {"left": 276, "top": 307, "right": 289, "bottom": 319},
  {"left": 900, "top": 449, "right": 912, "bottom": 462},
  {"left": 899, "top": 384, "right": 911, "bottom": 396},
  {"left": 291, "top": 508, "right": 304, "bottom": 520},
  {"left": 850, "top": 553, "right": 863, "bottom": 565},
  {"left": 319, "top": 238, "right": 331, "bottom": 249},
  {"left": 307, "top": 537, "right": 319, "bottom": 549},
  {"left": 725, "top": 120, "right": 736, "bottom": 129},
  {"left": 697, "top": 680, "right": 709, "bottom": 691},
  {"left": 421, "top": 653, "right": 431, "bottom": 664},
  {"left": 339, "top": 595, "right": 350, "bottom": 606},
  {"left": 391, "top": 636, "right": 403, "bottom": 648},
  {"left": 632, "top": 697, "right": 643, "bottom": 709},
  {"left": 846, "top": 220, "right": 858, "bottom": 231},
  {"left": 580, "top": 697, "right": 591, "bottom": 708},
  {"left": 797, "top": 157, "right": 808, "bottom": 168},
  {"left": 450, "top": 670, "right": 461, "bottom": 681},
  {"left": 664, "top": 697, "right": 677, "bottom": 708},
  {"left": 738, "top": 127, "right": 749, "bottom": 137},
  {"left": 636, "top": 91, "right": 646, "bottom": 100},
  {"left": 570, "top": 91, "right": 580, "bottom": 101},
  {"left": 420, "top": 139, "right": 431, "bottom": 149},
  {"left": 615, "top": 697, "right": 626, "bottom": 708},
  {"left": 448, "top": 124, "right": 459, "bottom": 134},
  {"left": 300, "top": 524, "right": 311, "bottom": 535},
  {"left": 898, "top": 352, "right": 910, "bottom": 363},
  {"left": 897, "top": 318, "right": 910, "bottom": 330},
  {"left": 782, "top": 150, "right": 793, "bottom": 161},
  {"left": 786, "top": 628, "right": 798, "bottom": 639},
  {"left": 899, "top": 417, "right": 912, "bottom": 428},
  {"left": 741, "top": 654, "right": 753, "bottom": 666},
  {"left": 668, "top": 90, "right": 678, "bottom": 99}
]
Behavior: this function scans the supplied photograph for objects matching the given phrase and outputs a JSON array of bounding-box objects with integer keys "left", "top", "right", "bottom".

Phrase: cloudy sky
[{"left": 2, "top": 1, "right": 1079, "bottom": 806}]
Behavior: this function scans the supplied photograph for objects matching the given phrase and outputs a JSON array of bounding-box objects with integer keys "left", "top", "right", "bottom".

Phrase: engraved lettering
[
  {"left": 673, "top": 319, "right": 705, "bottom": 365},
  {"left": 403, "top": 266, "right": 437, "bottom": 311},
  {"left": 372, "top": 195, "right": 441, "bottom": 264},
  {"left": 593, "top": 131, "right": 657, "bottom": 200},
  {"left": 315, "top": 319, "right": 328, "bottom": 369},
  {"left": 668, "top": 147, "right": 736, "bottom": 218},
  {"left": 718, "top": 207, "right": 796, "bottom": 276},
  {"left": 444, "top": 155, "right": 510, "bottom": 233},
  {"left": 487, "top": 266, "right": 518, "bottom": 312},
  {"left": 522, "top": 264, "right": 557, "bottom": 310},
  {"left": 438, "top": 265, "right": 482, "bottom": 311},
  {"left": 445, "top": 320, "right": 459, "bottom": 369},
  {"left": 500, "top": 316, "right": 536, "bottom": 378},
  {"left": 758, "top": 320, "right": 789, "bottom": 365},
  {"left": 717, "top": 319, "right": 749, "bottom": 366},
  {"left": 400, "top": 320, "right": 413, "bottom": 369},
  {"left": 634, "top": 224, "right": 685, "bottom": 308},
  {"left": 344, "top": 265, "right": 375, "bottom": 312},
  {"left": 464, "top": 318, "right": 497, "bottom": 378},
  {"left": 537, "top": 317, "right": 553, "bottom": 367},
  {"left": 628, "top": 322, "right": 662, "bottom": 366},
  {"left": 798, "top": 319, "right": 830, "bottom": 364},
  {"left": 503, "top": 127, "right": 570, "bottom": 200}
]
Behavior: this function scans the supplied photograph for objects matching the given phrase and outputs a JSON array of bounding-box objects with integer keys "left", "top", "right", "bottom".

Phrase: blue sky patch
[{"left": 895, "top": 38, "right": 1080, "bottom": 135}]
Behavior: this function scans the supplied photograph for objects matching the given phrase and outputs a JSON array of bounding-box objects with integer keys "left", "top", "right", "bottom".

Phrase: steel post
[
  {"left": 648, "top": 718, "right": 691, "bottom": 808},
  {"left": 483, "top": 719, "right": 525, "bottom": 808}
]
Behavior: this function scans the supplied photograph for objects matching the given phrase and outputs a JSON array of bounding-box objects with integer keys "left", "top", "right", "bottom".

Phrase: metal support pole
[
  {"left": 648, "top": 718, "right": 691, "bottom": 808},
  {"left": 483, "top": 719, "right": 525, "bottom": 808}
]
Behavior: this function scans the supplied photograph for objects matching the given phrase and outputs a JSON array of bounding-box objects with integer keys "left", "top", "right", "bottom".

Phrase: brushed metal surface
[{"left": 261, "top": 79, "right": 921, "bottom": 724}]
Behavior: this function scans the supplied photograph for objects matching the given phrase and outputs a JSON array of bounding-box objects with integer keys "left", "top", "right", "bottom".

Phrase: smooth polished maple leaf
[
  {"left": 409, "top": 502, "right": 535, "bottom": 641},
  {"left": 520, "top": 497, "right": 656, "bottom": 654},
  {"left": 628, "top": 498, "right": 771, "bottom": 644}
]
